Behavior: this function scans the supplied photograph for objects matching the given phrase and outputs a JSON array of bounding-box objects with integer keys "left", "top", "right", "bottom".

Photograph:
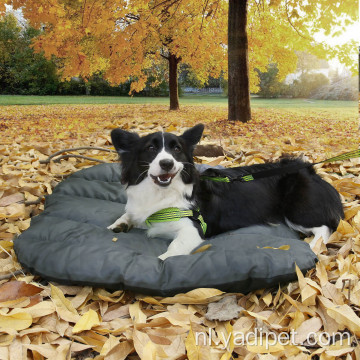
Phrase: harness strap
[
  {"left": 200, "top": 175, "right": 231, "bottom": 183},
  {"left": 146, "top": 207, "right": 207, "bottom": 235},
  {"left": 200, "top": 149, "right": 360, "bottom": 183}
]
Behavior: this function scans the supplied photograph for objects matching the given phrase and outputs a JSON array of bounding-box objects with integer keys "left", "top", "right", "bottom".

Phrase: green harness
[
  {"left": 146, "top": 207, "right": 207, "bottom": 235},
  {"left": 145, "top": 149, "right": 360, "bottom": 232},
  {"left": 200, "top": 148, "right": 360, "bottom": 183}
]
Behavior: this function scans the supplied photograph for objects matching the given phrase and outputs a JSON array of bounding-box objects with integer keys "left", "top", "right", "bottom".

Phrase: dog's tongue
[{"left": 159, "top": 174, "right": 172, "bottom": 181}]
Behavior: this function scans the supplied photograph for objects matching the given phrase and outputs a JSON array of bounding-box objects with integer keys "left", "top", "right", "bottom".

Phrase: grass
[{"left": 0, "top": 94, "right": 357, "bottom": 110}]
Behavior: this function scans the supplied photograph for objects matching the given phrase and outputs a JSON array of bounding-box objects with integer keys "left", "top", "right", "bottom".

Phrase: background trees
[
  {"left": 0, "top": 13, "right": 59, "bottom": 94},
  {"left": 0, "top": 0, "right": 357, "bottom": 116},
  {"left": 227, "top": 0, "right": 357, "bottom": 121},
  {"left": 2, "top": 0, "right": 227, "bottom": 109}
]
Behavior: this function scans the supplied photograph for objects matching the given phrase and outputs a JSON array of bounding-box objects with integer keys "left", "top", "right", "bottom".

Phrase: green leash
[
  {"left": 200, "top": 149, "right": 360, "bottom": 183},
  {"left": 146, "top": 207, "right": 207, "bottom": 235}
]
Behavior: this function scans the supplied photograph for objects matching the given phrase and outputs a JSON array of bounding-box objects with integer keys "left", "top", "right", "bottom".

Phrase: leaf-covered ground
[{"left": 0, "top": 104, "right": 360, "bottom": 360}]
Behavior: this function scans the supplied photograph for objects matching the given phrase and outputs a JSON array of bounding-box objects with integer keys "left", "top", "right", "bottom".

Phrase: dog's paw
[
  {"left": 107, "top": 218, "right": 132, "bottom": 233},
  {"left": 113, "top": 223, "right": 133, "bottom": 233}
]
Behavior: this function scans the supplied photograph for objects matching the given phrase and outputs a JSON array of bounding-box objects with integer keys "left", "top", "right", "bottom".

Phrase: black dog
[{"left": 108, "top": 124, "right": 344, "bottom": 259}]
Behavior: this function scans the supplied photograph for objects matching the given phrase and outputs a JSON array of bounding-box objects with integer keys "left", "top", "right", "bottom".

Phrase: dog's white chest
[{"left": 125, "top": 176, "right": 194, "bottom": 226}]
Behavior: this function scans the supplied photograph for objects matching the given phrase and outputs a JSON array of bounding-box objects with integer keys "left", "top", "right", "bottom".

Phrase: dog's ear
[
  {"left": 180, "top": 124, "right": 204, "bottom": 147},
  {"left": 111, "top": 128, "right": 140, "bottom": 153}
]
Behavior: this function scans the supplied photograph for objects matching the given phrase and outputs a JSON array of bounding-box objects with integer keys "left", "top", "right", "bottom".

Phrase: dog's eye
[
  {"left": 174, "top": 145, "right": 182, "bottom": 153},
  {"left": 147, "top": 145, "right": 156, "bottom": 152}
]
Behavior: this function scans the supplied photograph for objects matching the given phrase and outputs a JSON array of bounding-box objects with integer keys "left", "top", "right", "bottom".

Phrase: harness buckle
[
  {"left": 190, "top": 209, "right": 201, "bottom": 220},
  {"left": 189, "top": 208, "right": 207, "bottom": 235}
]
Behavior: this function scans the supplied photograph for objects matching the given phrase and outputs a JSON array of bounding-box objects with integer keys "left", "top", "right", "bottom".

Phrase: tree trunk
[
  {"left": 228, "top": 0, "right": 251, "bottom": 122},
  {"left": 168, "top": 54, "right": 180, "bottom": 110},
  {"left": 85, "top": 82, "right": 91, "bottom": 95}
]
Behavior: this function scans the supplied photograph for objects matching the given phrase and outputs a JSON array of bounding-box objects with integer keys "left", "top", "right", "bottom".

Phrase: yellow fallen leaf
[
  {"left": 246, "top": 337, "right": 284, "bottom": 354},
  {"left": 0, "top": 203, "right": 26, "bottom": 219},
  {"left": 325, "top": 338, "right": 353, "bottom": 356},
  {"left": 0, "top": 297, "right": 30, "bottom": 308},
  {"left": 168, "top": 313, "right": 194, "bottom": 329},
  {"left": 26, "top": 344, "right": 56, "bottom": 358},
  {"left": 24, "top": 191, "right": 39, "bottom": 203},
  {"left": 132, "top": 329, "right": 159, "bottom": 360},
  {"left": 300, "top": 284, "right": 318, "bottom": 306},
  {"left": 0, "top": 241, "right": 13, "bottom": 252},
  {"left": 344, "top": 206, "right": 360, "bottom": 220},
  {"left": 257, "top": 245, "right": 290, "bottom": 250},
  {"left": 293, "top": 316, "right": 322, "bottom": 344},
  {"left": 25, "top": 301, "right": 56, "bottom": 318},
  {"left": 100, "top": 334, "right": 119, "bottom": 356},
  {"left": 160, "top": 288, "right": 224, "bottom": 304},
  {"left": 0, "top": 311, "right": 32, "bottom": 330},
  {"left": 94, "top": 288, "right": 124, "bottom": 303},
  {"left": 289, "top": 311, "right": 306, "bottom": 330},
  {"left": 70, "top": 286, "right": 93, "bottom": 309},
  {"left": 185, "top": 323, "right": 211, "bottom": 360},
  {"left": 166, "top": 124, "right": 177, "bottom": 132},
  {"left": 295, "top": 264, "right": 319, "bottom": 305},
  {"left": 262, "top": 292, "right": 272, "bottom": 306},
  {"left": 72, "top": 309, "right": 101, "bottom": 334},
  {"left": 221, "top": 321, "right": 234, "bottom": 360},
  {"left": 205, "top": 156, "right": 226, "bottom": 166},
  {"left": 282, "top": 293, "right": 316, "bottom": 317},
  {"left": 54, "top": 343, "right": 72, "bottom": 360},
  {"left": 327, "top": 304, "right": 360, "bottom": 336},
  {"left": 129, "top": 301, "right": 147, "bottom": 324},
  {"left": 0, "top": 334, "right": 15, "bottom": 346},
  {"left": 0, "top": 193, "right": 24, "bottom": 207},
  {"left": 143, "top": 341, "right": 158, "bottom": 360},
  {"left": 17, "top": 218, "right": 30, "bottom": 231},
  {"left": 326, "top": 347, "right": 354, "bottom": 357},
  {"left": 337, "top": 220, "right": 355, "bottom": 235},
  {"left": 50, "top": 284, "right": 80, "bottom": 322},
  {"left": 51, "top": 284, "right": 78, "bottom": 314},
  {"left": 72, "top": 330, "right": 108, "bottom": 353},
  {"left": 191, "top": 244, "right": 212, "bottom": 254},
  {"left": 316, "top": 261, "right": 328, "bottom": 287},
  {"left": 138, "top": 296, "right": 164, "bottom": 307},
  {"left": 104, "top": 340, "right": 134, "bottom": 360}
]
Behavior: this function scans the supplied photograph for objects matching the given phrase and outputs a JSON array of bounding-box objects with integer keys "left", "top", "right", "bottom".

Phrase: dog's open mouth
[{"left": 150, "top": 172, "right": 177, "bottom": 187}]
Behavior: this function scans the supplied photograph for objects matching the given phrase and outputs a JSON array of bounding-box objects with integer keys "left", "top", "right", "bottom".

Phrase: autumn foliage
[
  {"left": 1, "top": 0, "right": 357, "bottom": 96},
  {"left": 0, "top": 103, "right": 360, "bottom": 358},
  {"left": 0, "top": 0, "right": 359, "bottom": 357}
]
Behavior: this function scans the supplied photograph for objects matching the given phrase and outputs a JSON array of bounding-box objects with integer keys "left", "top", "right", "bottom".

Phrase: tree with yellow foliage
[
  {"left": 228, "top": 0, "right": 358, "bottom": 122},
  {"left": 2, "top": 0, "right": 227, "bottom": 110},
  {"left": 1, "top": 0, "right": 357, "bottom": 120}
]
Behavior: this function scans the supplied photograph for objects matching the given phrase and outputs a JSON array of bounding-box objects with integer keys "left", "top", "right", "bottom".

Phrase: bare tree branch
[
  {"left": 284, "top": 0, "right": 313, "bottom": 41},
  {"left": 52, "top": 154, "right": 108, "bottom": 163},
  {"left": 160, "top": 53, "right": 170, "bottom": 60},
  {"left": 200, "top": 0, "right": 210, "bottom": 31},
  {"left": 25, "top": 196, "right": 44, "bottom": 206},
  {"left": 0, "top": 270, "right": 23, "bottom": 281},
  {"left": 40, "top": 147, "right": 116, "bottom": 164}
]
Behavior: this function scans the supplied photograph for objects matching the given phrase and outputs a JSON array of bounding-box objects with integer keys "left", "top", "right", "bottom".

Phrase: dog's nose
[{"left": 159, "top": 159, "right": 174, "bottom": 172}]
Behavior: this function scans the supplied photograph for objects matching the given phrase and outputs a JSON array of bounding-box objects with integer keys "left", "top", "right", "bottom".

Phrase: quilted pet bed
[{"left": 14, "top": 163, "right": 317, "bottom": 296}]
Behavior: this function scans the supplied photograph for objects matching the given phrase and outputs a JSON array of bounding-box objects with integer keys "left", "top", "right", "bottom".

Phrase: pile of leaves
[{"left": 0, "top": 104, "right": 360, "bottom": 359}]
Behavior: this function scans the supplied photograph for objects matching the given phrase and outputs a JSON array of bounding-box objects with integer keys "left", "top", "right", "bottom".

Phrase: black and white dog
[{"left": 108, "top": 124, "right": 344, "bottom": 260}]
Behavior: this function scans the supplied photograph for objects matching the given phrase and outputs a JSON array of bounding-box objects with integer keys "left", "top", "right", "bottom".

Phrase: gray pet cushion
[{"left": 14, "top": 163, "right": 317, "bottom": 296}]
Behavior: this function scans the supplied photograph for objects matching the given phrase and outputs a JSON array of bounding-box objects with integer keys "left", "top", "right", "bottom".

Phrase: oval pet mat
[{"left": 14, "top": 163, "right": 317, "bottom": 296}]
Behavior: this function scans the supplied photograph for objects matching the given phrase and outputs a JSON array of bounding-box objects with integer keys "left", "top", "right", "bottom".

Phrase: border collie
[{"left": 108, "top": 124, "right": 344, "bottom": 260}]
